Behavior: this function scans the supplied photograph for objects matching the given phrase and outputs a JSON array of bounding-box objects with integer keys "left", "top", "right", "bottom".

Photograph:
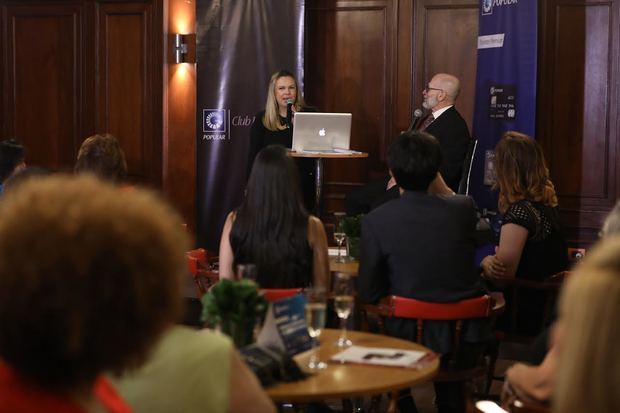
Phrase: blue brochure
[{"left": 257, "top": 294, "right": 312, "bottom": 356}]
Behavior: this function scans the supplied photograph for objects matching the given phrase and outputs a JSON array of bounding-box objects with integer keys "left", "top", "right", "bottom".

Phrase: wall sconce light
[{"left": 173, "top": 33, "right": 189, "bottom": 63}]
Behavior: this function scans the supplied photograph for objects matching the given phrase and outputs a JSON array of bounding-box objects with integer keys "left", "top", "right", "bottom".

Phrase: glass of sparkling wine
[
  {"left": 304, "top": 287, "right": 328, "bottom": 370},
  {"left": 332, "top": 272, "right": 354, "bottom": 347},
  {"left": 334, "top": 231, "right": 347, "bottom": 263}
]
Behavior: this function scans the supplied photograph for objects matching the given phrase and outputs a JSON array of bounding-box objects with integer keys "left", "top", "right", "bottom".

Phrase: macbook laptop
[{"left": 291, "top": 112, "right": 352, "bottom": 152}]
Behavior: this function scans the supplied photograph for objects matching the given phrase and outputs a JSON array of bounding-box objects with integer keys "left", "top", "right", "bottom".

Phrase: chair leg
[
  {"left": 485, "top": 339, "right": 500, "bottom": 395},
  {"left": 387, "top": 391, "right": 398, "bottom": 413}
]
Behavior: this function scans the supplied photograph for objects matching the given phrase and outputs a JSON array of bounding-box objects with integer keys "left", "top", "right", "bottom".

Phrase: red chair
[
  {"left": 363, "top": 294, "right": 504, "bottom": 411},
  {"left": 260, "top": 288, "right": 303, "bottom": 302},
  {"left": 186, "top": 249, "right": 219, "bottom": 296}
]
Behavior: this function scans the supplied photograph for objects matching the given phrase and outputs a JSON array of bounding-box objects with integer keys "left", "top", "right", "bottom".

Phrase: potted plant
[
  {"left": 200, "top": 278, "right": 268, "bottom": 348},
  {"left": 339, "top": 214, "right": 363, "bottom": 260}
]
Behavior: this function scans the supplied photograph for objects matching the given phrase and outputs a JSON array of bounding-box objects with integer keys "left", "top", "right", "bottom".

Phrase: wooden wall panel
[
  {"left": 539, "top": 0, "right": 620, "bottom": 244},
  {"left": 96, "top": 1, "right": 161, "bottom": 185},
  {"left": 1, "top": 3, "right": 82, "bottom": 170},
  {"left": 414, "top": 0, "right": 479, "bottom": 132}
]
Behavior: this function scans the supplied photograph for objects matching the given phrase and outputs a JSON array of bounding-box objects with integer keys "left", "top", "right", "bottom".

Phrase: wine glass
[
  {"left": 332, "top": 272, "right": 354, "bottom": 347},
  {"left": 334, "top": 231, "right": 347, "bottom": 263},
  {"left": 304, "top": 287, "right": 328, "bottom": 370},
  {"left": 333, "top": 212, "right": 347, "bottom": 263}
]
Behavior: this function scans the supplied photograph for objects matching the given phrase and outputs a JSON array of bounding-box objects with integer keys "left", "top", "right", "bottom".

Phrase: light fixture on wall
[{"left": 173, "top": 33, "right": 189, "bottom": 63}]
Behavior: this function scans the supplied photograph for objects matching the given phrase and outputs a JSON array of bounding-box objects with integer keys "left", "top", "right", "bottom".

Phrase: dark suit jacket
[
  {"left": 424, "top": 106, "right": 471, "bottom": 192},
  {"left": 359, "top": 191, "right": 490, "bottom": 354}
]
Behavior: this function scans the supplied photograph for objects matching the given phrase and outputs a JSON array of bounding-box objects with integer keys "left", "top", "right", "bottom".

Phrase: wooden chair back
[
  {"left": 487, "top": 271, "right": 570, "bottom": 342},
  {"left": 186, "top": 248, "right": 219, "bottom": 296},
  {"left": 261, "top": 288, "right": 303, "bottom": 302},
  {"left": 363, "top": 294, "right": 503, "bottom": 377}
]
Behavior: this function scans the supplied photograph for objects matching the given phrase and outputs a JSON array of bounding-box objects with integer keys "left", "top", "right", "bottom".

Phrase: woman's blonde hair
[
  {"left": 494, "top": 131, "right": 558, "bottom": 213},
  {"left": 262, "top": 70, "right": 304, "bottom": 131},
  {"left": 554, "top": 237, "right": 620, "bottom": 413}
]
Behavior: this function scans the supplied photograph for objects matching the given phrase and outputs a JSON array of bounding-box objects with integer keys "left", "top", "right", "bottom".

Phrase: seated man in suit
[
  {"left": 345, "top": 73, "right": 471, "bottom": 215},
  {"left": 359, "top": 131, "right": 490, "bottom": 413}
]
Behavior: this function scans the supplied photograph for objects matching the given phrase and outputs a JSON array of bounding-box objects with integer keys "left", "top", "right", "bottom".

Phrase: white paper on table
[{"left": 330, "top": 345, "right": 427, "bottom": 367}]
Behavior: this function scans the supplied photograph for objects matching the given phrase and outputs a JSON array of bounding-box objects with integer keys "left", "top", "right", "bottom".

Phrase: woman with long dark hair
[{"left": 219, "top": 145, "right": 329, "bottom": 288}]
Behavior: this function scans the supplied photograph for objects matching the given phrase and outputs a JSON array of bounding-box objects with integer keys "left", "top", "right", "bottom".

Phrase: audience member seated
[
  {"left": 552, "top": 237, "right": 620, "bottom": 412},
  {"left": 481, "top": 131, "right": 568, "bottom": 336},
  {"left": 113, "top": 325, "right": 276, "bottom": 413},
  {"left": 0, "top": 138, "right": 26, "bottom": 194},
  {"left": 219, "top": 144, "right": 329, "bottom": 288},
  {"left": 75, "top": 133, "right": 129, "bottom": 185},
  {"left": 345, "top": 73, "right": 470, "bottom": 215},
  {"left": 503, "top": 200, "right": 620, "bottom": 406},
  {"left": 359, "top": 131, "right": 490, "bottom": 413},
  {"left": 0, "top": 175, "right": 183, "bottom": 412}
]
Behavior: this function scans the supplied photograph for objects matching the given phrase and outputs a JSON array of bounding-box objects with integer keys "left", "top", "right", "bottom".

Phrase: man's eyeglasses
[{"left": 424, "top": 85, "right": 443, "bottom": 93}]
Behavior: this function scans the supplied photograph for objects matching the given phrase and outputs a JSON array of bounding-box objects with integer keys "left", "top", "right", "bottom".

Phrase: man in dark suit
[
  {"left": 344, "top": 73, "right": 470, "bottom": 215},
  {"left": 359, "top": 131, "right": 489, "bottom": 413}
]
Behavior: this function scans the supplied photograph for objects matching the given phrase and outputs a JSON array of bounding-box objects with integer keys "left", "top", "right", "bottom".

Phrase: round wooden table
[
  {"left": 266, "top": 329, "right": 438, "bottom": 402},
  {"left": 290, "top": 151, "right": 368, "bottom": 215},
  {"left": 329, "top": 256, "right": 359, "bottom": 275}
]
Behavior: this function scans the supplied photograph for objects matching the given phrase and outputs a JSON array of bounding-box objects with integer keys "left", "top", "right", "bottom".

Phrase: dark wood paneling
[
  {"left": 96, "top": 1, "right": 161, "bottom": 185},
  {"left": 1, "top": 3, "right": 82, "bottom": 170},
  {"left": 538, "top": 0, "right": 620, "bottom": 245},
  {"left": 414, "top": 0, "right": 479, "bottom": 132}
]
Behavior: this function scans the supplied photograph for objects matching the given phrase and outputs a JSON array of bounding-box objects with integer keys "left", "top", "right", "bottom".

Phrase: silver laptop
[{"left": 291, "top": 112, "right": 352, "bottom": 152}]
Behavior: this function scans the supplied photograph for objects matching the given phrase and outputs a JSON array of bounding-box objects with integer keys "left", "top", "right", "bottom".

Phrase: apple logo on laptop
[{"left": 319, "top": 128, "right": 326, "bottom": 137}]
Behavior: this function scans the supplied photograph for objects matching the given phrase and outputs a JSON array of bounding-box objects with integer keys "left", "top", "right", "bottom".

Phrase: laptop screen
[{"left": 291, "top": 112, "right": 352, "bottom": 152}]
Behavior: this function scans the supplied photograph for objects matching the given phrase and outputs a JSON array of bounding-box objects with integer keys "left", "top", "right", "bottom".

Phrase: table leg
[{"left": 314, "top": 157, "right": 323, "bottom": 216}]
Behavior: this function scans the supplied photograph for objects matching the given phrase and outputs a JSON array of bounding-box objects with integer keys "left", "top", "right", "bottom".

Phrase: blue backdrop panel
[
  {"left": 470, "top": 0, "right": 538, "bottom": 210},
  {"left": 196, "top": 0, "right": 304, "bottom": 250}
]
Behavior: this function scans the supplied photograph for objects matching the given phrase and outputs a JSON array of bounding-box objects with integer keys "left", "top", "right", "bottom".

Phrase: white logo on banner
[
  {"left": 481, "top": 0, "right": 518, "bottom": 16},
  {"left": 203, "top": 109, "right": 227, "bottom": 140},
  {"left": 478, "top": 33, "right": 505, "bottom": 49}
]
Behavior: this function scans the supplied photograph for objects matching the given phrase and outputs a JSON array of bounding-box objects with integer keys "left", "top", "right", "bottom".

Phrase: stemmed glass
[
  {"left": 304, "top": 287, "right": 328, "bottom": 370},
  {"left": 332, "top": 272, "right": 354, "bottom": 347},
  {"left": 333, "top": 212, "right": 347, "bottom": 263}
]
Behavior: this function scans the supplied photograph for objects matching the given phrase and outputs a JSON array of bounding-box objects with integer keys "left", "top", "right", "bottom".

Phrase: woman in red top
[{"left": 0, "top": 175, "right": 188, "bottom": 412}]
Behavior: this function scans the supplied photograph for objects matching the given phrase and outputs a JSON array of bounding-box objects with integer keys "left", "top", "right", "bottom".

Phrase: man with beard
[{"left": 344, "top": 73, "right": 471, "bottom": 215}]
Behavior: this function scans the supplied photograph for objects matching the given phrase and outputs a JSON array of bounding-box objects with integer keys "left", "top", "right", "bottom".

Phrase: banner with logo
[
  {"left": 469, "top": 0, "right": 538, "bottom": 210},
  {"left": 196, "top": 0, "right": 304, "bottom": 249}
]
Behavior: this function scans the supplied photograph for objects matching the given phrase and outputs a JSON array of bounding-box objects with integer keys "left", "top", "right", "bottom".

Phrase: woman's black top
[
  {"left": 498, "top": 200, "right": 568, "bottom": 336},
  {"left": 503, "top": 200, "right": 568, "bottom": 279},
  {"left": 248, "top": 109, "right": 317, "bottom": 211}
]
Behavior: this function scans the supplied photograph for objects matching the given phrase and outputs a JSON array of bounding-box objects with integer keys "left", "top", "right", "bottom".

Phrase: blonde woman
[
  {"left": 248, "top": 69, "right": 316, "bottom": 210},
  {"left": 553, "top": 237, "right": 620, "bottom": 413}
]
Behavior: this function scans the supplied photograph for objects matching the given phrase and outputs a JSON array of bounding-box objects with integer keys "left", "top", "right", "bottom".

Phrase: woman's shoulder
[{"left": 308, "top": 215, "right": 324, "bottom": 228}]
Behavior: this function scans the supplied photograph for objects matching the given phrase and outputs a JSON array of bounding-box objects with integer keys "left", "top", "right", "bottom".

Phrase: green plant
[
  {"left": 200, "top": 278, "right": 268, "bottom": 347},
  {"left": 339, "top": 214, "right": 363, "bottom": 237}
]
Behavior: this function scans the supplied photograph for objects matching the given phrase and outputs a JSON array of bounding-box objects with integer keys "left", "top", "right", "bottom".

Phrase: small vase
[{"left": 219, "top": 317, "right": 256, "bottom": 348}]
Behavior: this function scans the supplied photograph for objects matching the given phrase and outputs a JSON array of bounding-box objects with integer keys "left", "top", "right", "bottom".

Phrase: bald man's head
[{"left": 422, "top": 73, "right": 461, "bottom": 112}]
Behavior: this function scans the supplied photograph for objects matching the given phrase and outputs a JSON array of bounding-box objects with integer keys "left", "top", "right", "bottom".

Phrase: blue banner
[
  {"left": 196, "top": 1, "right": 305, "bottom": 250},
  {"left": 470, "top": 0, "right": 538, "bottom": 210}
]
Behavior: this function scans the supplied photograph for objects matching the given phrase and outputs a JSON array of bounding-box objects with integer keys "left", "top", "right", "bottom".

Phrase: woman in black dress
[
  {"left": 481, "top": 131, "right": 568, "bottom": 335},
  {"left": 248, "top": 69, "right": 316, "bottom": 210}
]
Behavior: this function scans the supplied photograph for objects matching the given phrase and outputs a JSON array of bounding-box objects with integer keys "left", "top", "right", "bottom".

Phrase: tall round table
[{"left": 290, "top": 151, "right": 368, "bottom": 215}]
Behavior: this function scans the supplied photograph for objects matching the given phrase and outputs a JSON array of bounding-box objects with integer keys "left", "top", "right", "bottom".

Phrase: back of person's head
[
  {"left": 233, "top": 145, "right": 310, "bottom": 287},
  {"left": 554, "top": 237, "right": 620, "bottom": 413},
  {"left": 0, "top": 175, "right": 188, "bottom": 391},
  {"left": 245, "top": 144, "right": 306, "bottom": 215},
  {"left": 388, "top": 131, "right": 442, "bottom": 191},
  {"left": 75, "top": 133, "right": 128, "bottom": 183},
  {"left": 2, "top": 166, "right": 51, "bottom": 192},
  {"left": 600, "top": 200, "right": 620, "bottom": 238},
  {"left": 494, "top": 131, "right": 558, "bottom": 212},
  {"left": 0, "top": 139, "right": 25, "bottom": 183}
]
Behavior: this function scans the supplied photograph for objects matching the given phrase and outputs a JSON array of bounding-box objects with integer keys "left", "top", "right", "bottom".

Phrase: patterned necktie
[{"left": 419, "top": 113, "right": 435, "bottom": 131}]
